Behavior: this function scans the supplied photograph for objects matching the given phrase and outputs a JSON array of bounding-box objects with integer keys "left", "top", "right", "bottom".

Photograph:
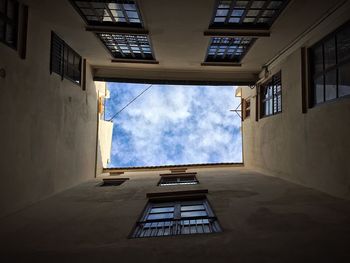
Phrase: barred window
[
  {"left": 158, "top": 174, "right": 199, "bottom": 186},
  {"left": 309, "top": 22, "right": 350, "bottom": 105},
  {"left": 260, "top": 72, "right": 282, "bottom": 117},
  {"left": 206, "top": 37, "right": 255, "bottom": 63},
  {"left": 50, "top": 32, "right": 82, "bottom": 85},
  {"left": 132, "top": 198, "right": 221, "bottom": 238},
  {"left": 211, "top": 0, "right": 289, "bottom": 29},
  {"left": 0, "top": 0, "right": 19, "bottom": 49},
  {"left": 70, "top": 0, "right": 142, "bottom": 27}
]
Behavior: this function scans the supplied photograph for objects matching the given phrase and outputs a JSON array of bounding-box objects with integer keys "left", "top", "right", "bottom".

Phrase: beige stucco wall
[
  {"left": 242, "top": 14, "right": 350, "bottom": 199},
  {"left": 0, "top": 6, "right": 98, "bottom": 217}
]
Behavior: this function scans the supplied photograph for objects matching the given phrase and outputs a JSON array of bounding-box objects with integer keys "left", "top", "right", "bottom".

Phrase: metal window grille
[
  {"left": 159, "top": 175, "right": 199, "bottom": 186},
  {"left": 206, "top": 37, "right": 255, "bottom": 63},
  {"left": 50, "top": 32, "right": 82, "bottom": 85},
  {"left": 97, "top": 33, "right": 154, "bottom": 60},
  {"left": 309, "top": 21, "right": 350, "bottom": 106},
  {"left": 0, "top": 0, "right": 19, "bottom": 49},
  {"left": 70, "top": 0, "right": 143, "bottom": 27},
  {"left": 211, "top": 0, "right": 290, "bottom": 29},
  {"left": 132, "top": 199, "right": 221, "bottom": 238},
  {"left": 260, "top": 71, "right": 282, "bottom": 117}
]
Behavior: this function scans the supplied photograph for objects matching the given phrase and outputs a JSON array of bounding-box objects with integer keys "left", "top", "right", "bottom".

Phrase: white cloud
[{"left": 106, "top": 83, "right": 242, "bottom": 167}]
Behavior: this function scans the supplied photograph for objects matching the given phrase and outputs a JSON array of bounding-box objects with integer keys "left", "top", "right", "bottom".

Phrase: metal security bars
[
  {"left": 260, "top": 71, "right": 282, "bottom": 117},
  {"left": 211, "top": 0, "right": 289, "bottom": 29},
  {"left": 50, "top": 32, "right": 82, "bottom": 85},
  {"left": 0, "top": 0, "right": 19, "bottom": 49},
  {"left": 309, "top": 21, "right": 350, "bottom": 106},
  {"left": 70, "top": 0, "right": 142, "bottom": 27},
  {"left": 97, "top": 33, "right": 154, "bottom": 60},
  {"left": 159, "top": 174, "right": 199, "bottom": 186},
  {"left": 132, "top": 199, "right": 221, "bottom": 238},
  {"left": 206, "top": 37, "right": 255, "bottom": 63}
]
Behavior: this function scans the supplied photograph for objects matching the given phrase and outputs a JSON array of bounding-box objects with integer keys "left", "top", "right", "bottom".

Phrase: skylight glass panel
[
  {"left": 97, "top": 33, "right": 154, "bottom": 60},
  {"left": 71, "top": 0, "right": 143, "bottom": 27},
  {"left": 206, "top": 37, "right": 255, "bottom": 63},
  {"left": 211, "top": 0, "right": 289, "bottom": 29}
]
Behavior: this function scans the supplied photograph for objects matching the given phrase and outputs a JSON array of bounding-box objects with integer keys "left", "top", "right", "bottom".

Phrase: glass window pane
[
  {"left": 314, "top": 75, "right": 324, "bottom": 104},
  {"left": 337, "top": 25, "right": 350, "bottom": 63},
  {"left": 147, "top": 213, "right": 173, "bottom": 220},
  {"left": 324, "top": 37, "right": 336, "bottom": 69},
  {"left": 325, "top": 70, "right": 337, "bottom": 101},
  {"left": 311, "top": 45, "right": 323, "bottom": 74},
  {"left": 338, "top": 63, "right": 350, "bottom": 97},
  {"left": 0, "top": 0, "right": 5, "bottom": 13},
  {"left": 181, "top": 211, "right": 208, "bottom": 218},
  {"left": 0, "top": 19, "right": 4, "bottom": 40},
  {"left": 150, "top": 207, "right": 174, "bottom": 213},
  {"left": 5, "top": 24, "right": 15, "bottom": 45},
  {"left": 181, "top": 205, "right": 205, "bottom": 211}
]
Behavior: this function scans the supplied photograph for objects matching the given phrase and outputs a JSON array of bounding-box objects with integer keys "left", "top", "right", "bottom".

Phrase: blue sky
[{"left": 104, "top": 83, "right": 242, "bottom": 167}]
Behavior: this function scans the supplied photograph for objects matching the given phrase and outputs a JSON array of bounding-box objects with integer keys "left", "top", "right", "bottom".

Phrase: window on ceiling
[
  {"left": 71, "top": 0, "right": 142, "bottom": 27},
  {"left": 158, "top": 173, "right": 199, "bottom": 186},
  {"left": 309, "top": 22, "right": 350, "bottom": 106},
  {"left": 211, "top": 0, "right": 290, "bottom": 29},
  {"left": 0, "top": 0, "right": 19, "bottom": 49},
  {"left": 260, "top": 71, "right": 282, "bottom": 118},
  {"left": 97, "top": 33, "right": 154, "bottom": 60},
  {"left": 50, "top": 32, "right": 82, "bottom": 85},
  {"left": 131, "top": 198, "right": 221, "bottom": 238},
  {"left": 206, "top": 37, "right": 255, "bottom": 63}
]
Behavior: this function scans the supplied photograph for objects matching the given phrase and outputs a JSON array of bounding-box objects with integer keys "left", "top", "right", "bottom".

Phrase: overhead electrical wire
[{"left": 107, "top": 84, "right": 153, "bottom": 121}]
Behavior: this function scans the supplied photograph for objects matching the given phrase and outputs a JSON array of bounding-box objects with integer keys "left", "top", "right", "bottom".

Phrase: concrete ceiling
[{"left": 29, "top": 0, "right": 346, "bottom": 83}]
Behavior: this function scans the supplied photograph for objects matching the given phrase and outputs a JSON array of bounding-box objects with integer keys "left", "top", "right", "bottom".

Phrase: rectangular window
[
  {"left": 260, "top": 71, "right": 282, "bottom": 118},
  {"left": 97, "top": 33, "right": 154, "bottom": 60},
  {"left": 50, "top": 32, "right": 82, "bottom": 85},
  {"left": 211, "top": 0, "right": 290, "bottom": 29},
  {"left": 0, "top": 0, "right": 19, "bottom": 49},
  {"left": 132, "top": 198, "right": 221, "bottom": 238},
  {"left": 206, "top": 37, "right": 255, "bottom": 63},
  {"left": 70, "top": 0, "right": 143, "bottom": 27},
  {"left": 158, "top": 174, "right": 199, "bottom": 186},
  {"left": 309, "top": 21, "right": 350, "bottom": 105},
  {"left": 100, "top": 178, "right": 129, "bottom": 187}
]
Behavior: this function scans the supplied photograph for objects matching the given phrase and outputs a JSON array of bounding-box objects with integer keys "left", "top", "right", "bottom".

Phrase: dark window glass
[
  {"left": 50, "top": 32, "right": 82, "bottom": 85},
  {"left": 211, "top": 0, "right": 289, "bottom": 29},
  {"left": 337, "top": 25, "right": 350, "bottom": 63},
  {"left": 0, "top": 0, "right": 18, "bottom": 49},
  {"left": 325, "top": 70, "right": 337, "bottom": 101},
  {"left": 309, "top": 21, "right": 350, "bottom": 106},
  {"left": 314, "top": 75, "right": 324, "bottom": 104},
  {"left": 338, "top": 62, "right": 350, "bottom": 97},
  {"left": 324, "top": 37, "right": 336, "bottom": 69},
  {"left": 260, "top": 72, "right": 282, "bottom": 118},
  {"left": 132, "top": 199, "right": 221, "bottom": 238}
]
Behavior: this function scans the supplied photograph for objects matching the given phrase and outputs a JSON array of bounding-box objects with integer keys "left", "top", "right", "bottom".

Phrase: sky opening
[{"left": 104, "top": 82, "right": 242, "bottom": 167}]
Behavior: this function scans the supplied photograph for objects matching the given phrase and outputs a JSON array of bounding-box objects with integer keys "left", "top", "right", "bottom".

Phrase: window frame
[
  {"left": 210, "top": 0, "right": 290, "bottom": 30},
  {"left": 131, "top": 197, "right": 221, "bottom": 238},
  {"left": 69, "top": 0, "right": 144, "bottom": 28},
  {"left": 0, "top": 0, "right": 19, "bottom": 49},
  {"left": 259, "top": 71, "right": 282, "bottom": 118},
  {"left": 308, "top": 20, "right": 350, "bottom": 107},
  {"left": 158, "top": 173, "right": 199, "bottom": 186},
  {"left": 50, "top": 31, "right": 82, "bottom": 86},
  {"left": 205, "top": 37, "right": 256, "bottom": 63}
]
